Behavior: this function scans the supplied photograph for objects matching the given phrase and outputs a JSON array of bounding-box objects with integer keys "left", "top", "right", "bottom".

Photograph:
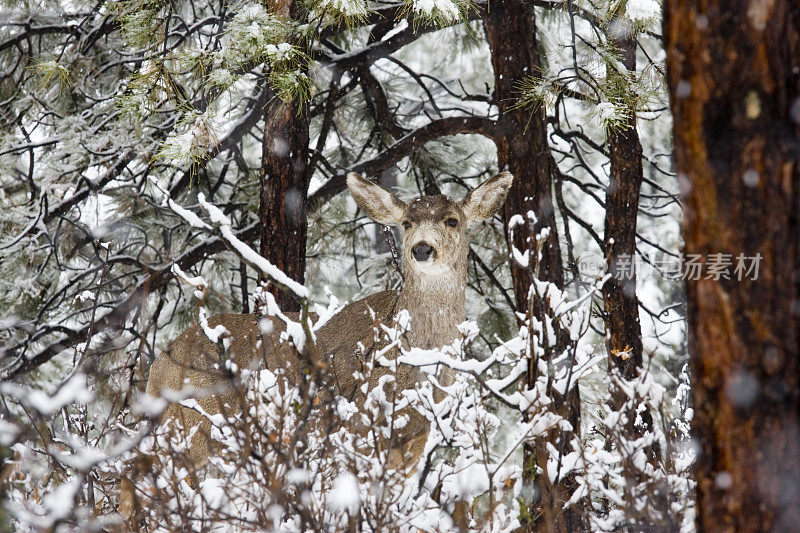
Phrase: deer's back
[
  {"left": 145, "top": 291, "right": 415, "bottom": 465},
  {"left": 146, "top": 313, "right": 268, "bottom": 399},
  {"left": 144, "top": 312, "right": 292, "bottom": 467},
  {"left": 148, "top": 290, "right": 403, "bottom": 399},
  {"left": 315, "top": 290, "right": 402, "bottom": 396}
]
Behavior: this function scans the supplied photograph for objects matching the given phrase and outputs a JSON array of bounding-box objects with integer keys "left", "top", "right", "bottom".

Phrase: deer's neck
[{"left": 397, "top": 272, "right": 465, "bottom": 349}]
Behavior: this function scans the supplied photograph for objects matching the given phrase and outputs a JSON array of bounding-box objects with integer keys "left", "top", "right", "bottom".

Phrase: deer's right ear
[{"left": 347, "top": 173, "right": 406, "bottom": 225}]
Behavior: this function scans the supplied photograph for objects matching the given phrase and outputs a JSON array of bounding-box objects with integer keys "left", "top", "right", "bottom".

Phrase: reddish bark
[{"left": 664, "top": 1, "right": 800, "bottom": 530}]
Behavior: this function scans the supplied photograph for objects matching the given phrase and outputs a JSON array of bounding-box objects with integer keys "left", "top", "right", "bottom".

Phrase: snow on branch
[
  {"left": 153, "top": 181, "right": 309, "bottom": 300},
  {"left": 196, "top": 193, "right": 309, "bottom": 299}
]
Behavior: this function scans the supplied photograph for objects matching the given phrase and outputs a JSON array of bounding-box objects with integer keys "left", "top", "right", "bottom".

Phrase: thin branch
[
  {"left": 3, "top": 221, "right": 261, "bottom": 379},
  {"left": 308, "top": 116, "right": 500, "bottom": 210}
]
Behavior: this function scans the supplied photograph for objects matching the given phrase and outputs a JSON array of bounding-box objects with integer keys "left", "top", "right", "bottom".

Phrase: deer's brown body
[
  {"left": 145, "top": 290, "right": 422, "bottom": 468},
  {"left": 120, "top": 171, "right": 513, "bottom": 518}
]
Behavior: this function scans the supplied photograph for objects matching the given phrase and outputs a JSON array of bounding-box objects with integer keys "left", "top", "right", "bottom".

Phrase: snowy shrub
[{"left": 1, "top": 202, "right": 694, "bottom": 531}]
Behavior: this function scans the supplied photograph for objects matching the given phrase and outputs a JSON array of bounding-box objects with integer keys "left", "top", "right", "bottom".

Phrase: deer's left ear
[{"left": 461, "top": 171, "right": 514, "bottom": 222}]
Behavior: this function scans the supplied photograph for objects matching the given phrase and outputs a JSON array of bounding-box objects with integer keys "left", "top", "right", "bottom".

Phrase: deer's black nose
[{"left": 412, "top": 242, "right": 436, "bottom": 262}]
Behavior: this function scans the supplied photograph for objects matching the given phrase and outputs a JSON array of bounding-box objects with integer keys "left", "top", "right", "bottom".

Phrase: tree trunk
[
  {"left": 603, "top": 30, "right": 645, "bottom": 384},
  {"left": 602, "top": 27, "right": 660, "bottom": 522},
  {"left": 604, "top": 123, "right": 645, "bottom": 374},
  {"left": 259, "top": 97, "right": 310, "bottom": 313},
  {"left": 664, "top": 2, "right": 800, "bottom": 530},
  {"left": 482, "top": 5, "right": 563, "bottom": 304},
  {"left": 258, "top": 0, "right": 310, "bottom": 313},
  {"left": 483, "top": 2, "right": 583, "bottom": 530}
]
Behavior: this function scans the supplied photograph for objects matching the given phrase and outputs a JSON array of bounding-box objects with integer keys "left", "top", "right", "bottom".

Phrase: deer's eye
[
  {"left": 402, "top": 221, "right": 411, "bottom": 230},
  {"left": 445, "top": 218, "right": 458, "bottom": 228}
]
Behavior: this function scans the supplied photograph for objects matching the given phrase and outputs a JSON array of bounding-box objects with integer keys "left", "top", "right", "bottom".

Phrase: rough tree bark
[
  {"left": 259, "top": 98, "right": 310, "bottom": 313},
  {"left": 482, "top": 4, "right": 563, "bottom": 304},
  {"left": 664, "top": 1, "right": 800, "bottom": 531},
  {"left": 603, "top": 28, "right": 645, "bottom": 390},
  {"left": 602, "top": 25, "right": 662, "bottom": 522},
  {"left": 258, "top": 1, "right": 310, "bottom": 313},
  {"left": 483, "top": 2, "right": 583, "bottom": 530}
]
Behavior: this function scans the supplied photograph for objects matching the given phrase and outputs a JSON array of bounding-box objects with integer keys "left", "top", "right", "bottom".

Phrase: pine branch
[
  {"left": 2, "top": 221, "right": 261, "bottom": 379},
  {"left": 308, "top": 116, "right": 500, "bottom": 210}
]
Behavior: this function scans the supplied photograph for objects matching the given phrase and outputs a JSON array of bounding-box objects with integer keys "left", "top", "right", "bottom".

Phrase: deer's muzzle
[{"left": 412, "top": 242, "right": 436, "bottom": 262}]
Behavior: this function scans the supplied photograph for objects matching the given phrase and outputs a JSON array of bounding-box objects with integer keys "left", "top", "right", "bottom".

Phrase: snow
[
  {"left": 626, "top": 0, "right": 660, "bottom": 21},
  {"left": 49, "top": 439, "right": 107, "bottom": 471},
  {"left": 133, "top": 393, "right": 168, "bottom": 417},
  {"left": 198, "top": 306, "right": 230, "bottom": 346},
  {"left": 0, "top": 373, "right": 93, "bottom": 416},
  {"left": 511, "top": 245, "right": 530, "bottom": 268},
  {"left": 319, "top": 0, "right": 368, "bottom": 18},
  {"left": 410, "top": 0, "right": 460, "bottom": 21},
  {"left": 0, "top": 419, "right": 19, "bottom": 446},
  {"left": 76, "top": 290, "right": 95, "bottom": 302},
  {"left": 596, "top": 101, "right": 618, "bottom": 121},
  {"left": 743, "top": 168, "right": 759, "bottom": 187},
  {"left": 442, "top": 462, "right": 489, "bottom": 500},
  {"left": 161, "top": 188, "right": 310, "bottom": 300},
  {"left": 199, "top": 477, "right": 228, "bottom": 509},
  {"left": 381, "top": 19, "right": 408, "bottom": 41},
  {"left": 171, "top": 263, "right": 206, "bottom": 288},
  {"left": 259, "top": 316, "right": 275, "bottom": 335},
  {"left": 262, "top": 289, "right": 311, "bottom": 351},
  {"left": 197, "top": 193, "right": 309, "bottom": 299},
  {"left": 508, "top": 214, "right": 525, "bottom": 228},
  {"left": 328, "top": 471, "right": 360, "bottom": 512},
  {"left": 158, "top": 114, "right": 221, "bottom": 166},
  {"left": 287, "top": 468, "right": 311, "bottom": 484},
  {"left": 149, "top": 178, "right": 210, "bottom": 229},
  {"left": 42, "top": 478, "right": 81, "bottom": 523}
]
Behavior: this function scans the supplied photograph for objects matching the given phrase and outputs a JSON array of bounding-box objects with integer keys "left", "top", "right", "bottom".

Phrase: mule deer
[{"left": 119, "top": 171, "right": 513, "bottom": 518}]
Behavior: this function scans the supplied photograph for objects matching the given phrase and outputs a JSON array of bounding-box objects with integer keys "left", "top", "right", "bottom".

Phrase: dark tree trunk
[
  {"left": 602, "top": 28, "right": 660, "bottom": 521},
  {"left": 603, "top": 31, "right": 645, "bottom": 382},
  {"left": 482, "top": 4, "right": 563, "bottom": 304},
  {"left": 259, "top": 97, "right": 310, "bottom": 313},
  {"left": 258, "top": 0, "right": 310, "bottom": 313},
  {"left": 483, "top": 2, "right": 583, "bottom": 530},
  {"left": 604, "top": 122, "right": 645, "bottom": 376},
  {"left": 664, "top": 1, "right": 800, "bottom": 531}
]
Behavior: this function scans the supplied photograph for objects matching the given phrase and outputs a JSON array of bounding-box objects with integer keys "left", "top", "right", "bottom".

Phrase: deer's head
[{"left": 347, "top": 171, "right": 514, "bottom": 288}]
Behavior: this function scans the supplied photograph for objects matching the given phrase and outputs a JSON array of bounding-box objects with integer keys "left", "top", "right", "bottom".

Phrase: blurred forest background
[{"left": 0, "top": 0, "right": 798, "bottom": 531}]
